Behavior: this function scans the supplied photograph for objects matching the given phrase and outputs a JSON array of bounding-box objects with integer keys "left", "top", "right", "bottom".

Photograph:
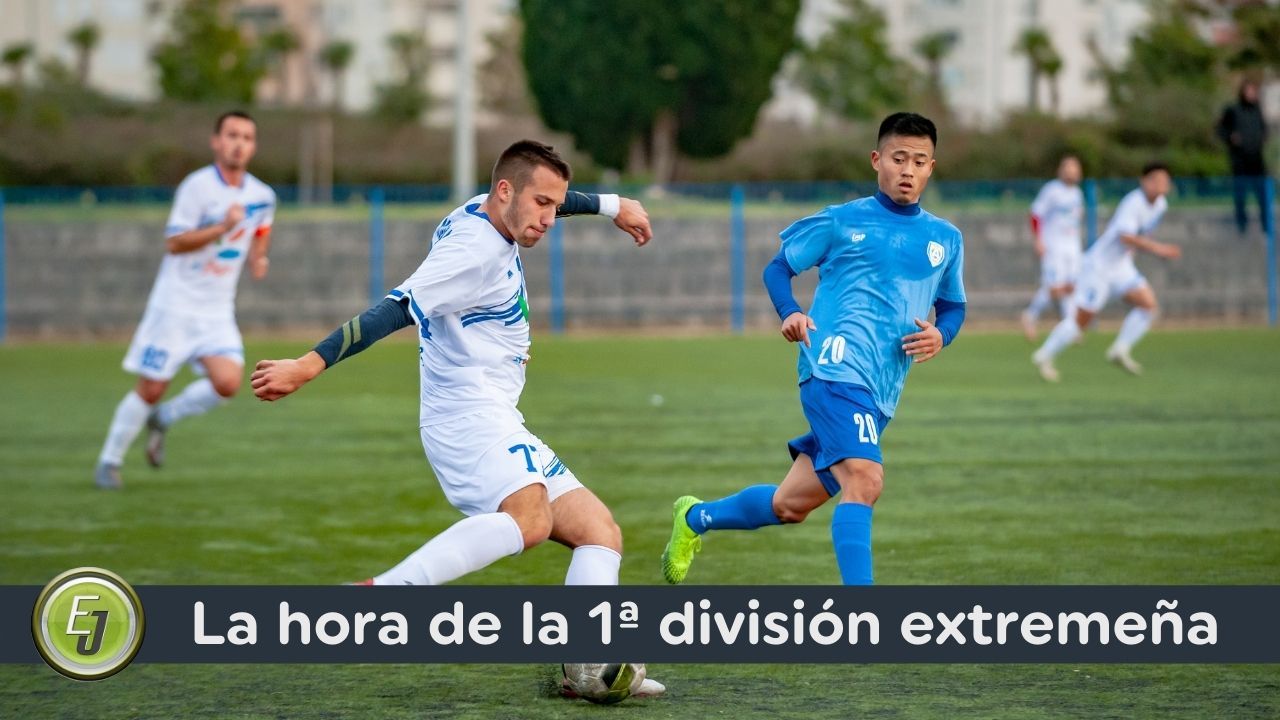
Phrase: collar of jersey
[
  {"left": 466, "top": 202, "right": 516, "bottom": 245},
  {"left": 874, "top": 190, "right": 921, "bottom": 217},
  {"left": 211, "top": 164, "right": 244, "bottom": 189}
]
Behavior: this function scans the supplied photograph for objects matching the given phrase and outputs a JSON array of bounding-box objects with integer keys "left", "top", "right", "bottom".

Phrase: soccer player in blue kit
[{"left": 661, "top": 113, "right": 967, "bottom": 585}]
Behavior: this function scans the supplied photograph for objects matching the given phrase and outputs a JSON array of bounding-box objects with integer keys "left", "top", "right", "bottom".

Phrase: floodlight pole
[{"left": 452, "top": 0, "right": 477, "bottom": 204}]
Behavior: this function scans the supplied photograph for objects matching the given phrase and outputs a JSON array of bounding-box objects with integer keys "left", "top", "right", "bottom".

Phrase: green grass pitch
[{"left": 1, "top": 330, "right": 1278, "bottom": 718}]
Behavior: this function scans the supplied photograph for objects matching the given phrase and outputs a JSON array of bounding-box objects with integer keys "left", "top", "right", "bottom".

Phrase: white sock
[
  {"left": 1025, "top": 286, "right": 1051, "bottom": 320},
  {"left": 1058, "top": 294, "right": 1075, "bottom": 320},
  {"left": 564, "top": 545, "right": 622, "bottom": 585},
  {"left": 373, "top": 512, "right": 524, "bottom": 585},
  {"left": 98, "top": 391, "right": 152, "bottom": 466},
  {"left": 156, "top": 378, "right": 226, "bottom": 428},
  {"left": 1111, "top": 308, "right": 1154, "bottom": 355},
  {"left": 1034, "top": 317, "right": 1081, "bottom": 363}
]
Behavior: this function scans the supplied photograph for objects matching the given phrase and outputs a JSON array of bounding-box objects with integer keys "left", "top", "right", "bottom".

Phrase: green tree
[
  {"left": 1013, "top": 27, "right": 1062, "bottom": 113},
  {"left": 67, "top": 21, "right": 100, "bottom": 86},
  {"left": 2, "top": 43, "right": 34, "bottom": 88},
  {"left": 152, "top": 0, "right": 264, "bottom": 103},
  {"left": 794, "top": 0, "right": 910, "bottom": 123},
  {"left": 913, "top": 30, "right": 956, "bottom": 118},
  {"left": 260, "top": 27, "right": 301, "bottom": 103},
  {"left": 319, "top": 40, "right": 355, "bottom": 111},
  {"left": 1226, "top": 2, "right": 1280, "bottom": 74},
  {"left": 373, "top": 31, "right": 429, "bottom": 123},
  {"left": 520, "top": 0, "right": 800, "bottom": 182}
]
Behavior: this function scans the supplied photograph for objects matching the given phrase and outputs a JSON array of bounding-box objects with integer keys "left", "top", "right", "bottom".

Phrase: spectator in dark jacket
[{"left": 1216, "top": 80, "right": 1271, "bottom": 235}]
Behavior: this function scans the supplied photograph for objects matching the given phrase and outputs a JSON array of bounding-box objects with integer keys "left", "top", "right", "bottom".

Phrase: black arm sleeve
[
  {"left": 557, "top": 191, "right": 601, "bottom": 217},
  {"left": 312, "top": 297, "right": 414, "bottom": 368}
]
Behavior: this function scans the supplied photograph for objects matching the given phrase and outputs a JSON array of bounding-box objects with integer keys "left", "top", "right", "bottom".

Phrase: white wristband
[{"left": 598, "top": 193, "right": 620, "bottom": 219}]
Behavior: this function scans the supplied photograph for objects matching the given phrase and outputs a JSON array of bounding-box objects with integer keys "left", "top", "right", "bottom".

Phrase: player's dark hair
[
  {"left": 491, "top": 140, "right": 571, "bottom": 193},
  {"left": 878, "top": 112, "right": 937, "bottom": 149},
  {"left": 1141, "top": 160, "right": 1170, "bottom": 177},
  {"left": 214, "top": 110, "right": 255, "bottom": 134}
]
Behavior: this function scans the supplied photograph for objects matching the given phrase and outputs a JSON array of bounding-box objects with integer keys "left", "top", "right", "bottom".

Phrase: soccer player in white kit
[
  {"left": 1021, "top": 155, "right": 1085, "bottom": 340},
  {"left": 250, "top": 141, "right": 665, "bottom": 696},
  {"left": 1032, "top": 162, "right": 1181, "bottom": 382},
  {"left": 95, "top": 111, "right": 275, "bottom": 489}
]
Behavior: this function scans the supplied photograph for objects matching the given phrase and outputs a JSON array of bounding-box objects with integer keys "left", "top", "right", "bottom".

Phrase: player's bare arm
[
  {"left": 166, "top": 203, "right": 245, "bottom": 254},
  {"left": 1120, "top": 233, "right": 1182, "bottom": 260},
  {"left": 253, "top": 296, "right": 415, "bottom": 402},
  {"left": 902, "top": 318, "right": 944, "bottom": 364},
  {"left": 780, "top": 312, "right": 816, "bottom": 347},
  {"left": 614, "top": 198, "right": 653, "bottom": 246},
  {"left": 248, "top": 229, "right": 271, "bottom": 280}
]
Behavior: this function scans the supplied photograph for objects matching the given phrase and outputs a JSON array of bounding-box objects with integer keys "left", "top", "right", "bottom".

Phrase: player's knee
[
  {"left": 212, "top": 376, "right": 240, "bottom": 398},
  {"left": 771, "top": 496, "right": 811, "bottom": 524},
  {"left": 841, "top": 468, "right": 883, "bottom": 506},
  {"left": 135, "top": 380, "right": 167, "bottom": 404},
  {"left": 594, "top": 516, "right": 623, "bottom": 554},
  {"left": 517, "top": 509, "right": 554, "bottom": 550}
]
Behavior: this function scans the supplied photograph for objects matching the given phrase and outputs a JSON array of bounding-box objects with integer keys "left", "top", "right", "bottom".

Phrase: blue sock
[
  {"left": 686, "top": 485, "right": 782, "bottom": 534},
  {"left": 831, "top": 502, "right": 873, "bottom": 585}
]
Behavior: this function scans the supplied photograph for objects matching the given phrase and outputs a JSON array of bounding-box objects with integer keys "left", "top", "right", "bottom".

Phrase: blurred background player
[
  {"left": 1032, "top": 162, "right": 1181, "bottom": 382},
  {"left": 661, "top": 113, "right": 966, "bottom": 586},
  {"left": 1021, "top": 155, "right": 1085, "bottom": 340},
  {"left": 94, "top": 111, "right": 274, "bottom": 489},
  {"left": 248, "top": 140, "right": 664, "bottom": 696},
  {"left": 1216, "top": 79, "right": 1271, "bottom": 236}
]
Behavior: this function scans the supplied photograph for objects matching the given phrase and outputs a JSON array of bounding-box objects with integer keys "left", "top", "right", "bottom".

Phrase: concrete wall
[{"left": 5, "top": 209, "right": 1272, "bottom": 338}]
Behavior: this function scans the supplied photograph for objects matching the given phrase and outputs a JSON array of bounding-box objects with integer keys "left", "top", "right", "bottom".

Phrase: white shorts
[
  {"left": 1072, "top": 258, "right": 1147, "bottom": 314},
  {"left": 122, "top": 307, "right": 244, "bottom": 381},
  {"left": 1040, "top": 246, "right": 1082, "bottom": 288},
  {"left": 420, "top": 411, "right": 584, "bottom": 516}
]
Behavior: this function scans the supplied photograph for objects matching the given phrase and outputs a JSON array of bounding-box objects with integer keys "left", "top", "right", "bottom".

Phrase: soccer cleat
[
  {"left": 1020, "top": 311, "right": 1038, "bottom": 342},
  {"left": 559, "top": 674, "right": 666, "bottom": 700},
  {"left": 1107, "top": 348, "right": 1143, "bottom": 375},
  {"left": 94, "top": 462, "right": 123, "bottom": 490},
  {"left": 144, "top": 411, "right": 166, "bottom": 468},
  {"left": 1032, "top": 355, "right": 1060, "bottom": 383},
  {"left": 661, "top": 495, "right": 703, "bottom": 584}
]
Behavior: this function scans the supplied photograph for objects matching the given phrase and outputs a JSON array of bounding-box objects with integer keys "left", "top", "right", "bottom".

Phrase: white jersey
[
  {"left": 1030, "top": 179, "right": 1084, "bottom": 253},
  {"left": 391, "top": 197, "right": 531, "bottom": 427},
  {"left": 145, "top": 165, "right": 276, "bottom": 319},
  {"left": 1086, "top": 188, "right": 1168, "bottom": 267}
]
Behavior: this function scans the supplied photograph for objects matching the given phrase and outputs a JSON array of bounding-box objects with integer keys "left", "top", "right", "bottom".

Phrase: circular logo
[{"left": 31, "top": 568, "right": 145, "bottom": 681}]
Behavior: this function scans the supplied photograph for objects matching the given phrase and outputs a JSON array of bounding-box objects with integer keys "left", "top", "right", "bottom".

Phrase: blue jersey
[{"left": 780, "top": 194, "right": 966, "bottom": 417}]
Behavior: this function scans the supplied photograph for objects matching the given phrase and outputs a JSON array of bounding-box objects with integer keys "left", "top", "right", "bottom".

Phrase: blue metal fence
[{"left": 0, "top": 176, "right": 1275, "bottom": 341}]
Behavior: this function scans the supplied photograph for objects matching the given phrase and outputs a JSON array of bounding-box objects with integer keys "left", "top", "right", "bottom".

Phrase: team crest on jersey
[
  {"left": 927, "top": 241, "right": 945, "bottom": 267},
  {"left": 850, "top": 232, "right": 866, "bottom": 244}
]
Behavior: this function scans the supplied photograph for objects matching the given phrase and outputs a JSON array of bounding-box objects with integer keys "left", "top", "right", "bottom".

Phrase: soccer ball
[{"left": 563, "top": 662, "right": 646, "bottom": 704}]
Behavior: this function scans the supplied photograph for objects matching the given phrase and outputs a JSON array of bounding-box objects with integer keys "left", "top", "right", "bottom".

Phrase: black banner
[{"left": 8, "top": 586, "right": 1280, "bottom": 664}]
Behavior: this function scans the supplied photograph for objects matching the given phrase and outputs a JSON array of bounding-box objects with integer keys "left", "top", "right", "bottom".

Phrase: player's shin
[
  {"left": 155, "top": 378, "right": 226, "bottom": 428},
  {"left": 1112, "top": 307, "right": 1154, "bottom": 354},
  {"left": 1034, "top": 316, "right": 1082, "bottom": 362},
  {"left": 565, "top": 545, "right": 621, "bottom": 585},
  {"left": 372, "top": 512, "right": 524, "bottom": 585},
  {"left": 98, "top": 390, "right": 152, "bottom": 465},
  {"left": 831, "top": 502, "right": 874, "bottom": 585},
  {"left": 687, "top": 485, "right": 783, "bottom": 533}
]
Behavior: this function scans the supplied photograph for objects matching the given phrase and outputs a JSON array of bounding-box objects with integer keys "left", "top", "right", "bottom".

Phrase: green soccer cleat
[{"left": 661, "top": 495, "right": 703, "bottom": 584}]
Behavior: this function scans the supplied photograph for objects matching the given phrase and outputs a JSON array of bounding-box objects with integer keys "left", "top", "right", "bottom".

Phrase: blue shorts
[{"left": 787, "top": 379, "right": 891, "bottom": 497}]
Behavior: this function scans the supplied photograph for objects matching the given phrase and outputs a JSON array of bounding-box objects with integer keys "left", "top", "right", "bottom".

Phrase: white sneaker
[
  {"left": 1032, "top": 354, "right": 1060, "bottom": 383},
  {"left": 633, "top": 677, "right": 666, "bottom": 698},
  {"left": 1107, "top": 348, "right": 1143, "bottom": 375},
  {"left": 1020, "top": 311, "right": 1038, "bottom": 342}
]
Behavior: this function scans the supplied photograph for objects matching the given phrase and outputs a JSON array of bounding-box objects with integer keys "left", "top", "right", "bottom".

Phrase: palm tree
[
  {"left": 2, "top": 43, "right": 34, "bottom": 88},
  {"left": 319, "top": 40, "right": 354, "bottom": 111},
  {"left": 261, "top": 27, "right": 301, "bottom": 104},
  {"left": 1013, "top": 27, "right": 1062, "bottom": 113},
  {"left": 914, "top": 31, "right": 956, "bottom": 114},
  {"left": 67, "top": 21, "right": 100, "bottom": 86}
]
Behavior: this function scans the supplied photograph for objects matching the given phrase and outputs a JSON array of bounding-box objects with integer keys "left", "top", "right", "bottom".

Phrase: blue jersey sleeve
[
  {"left": 937, "top": 235, "right": 966, "bottom": 303},
  {"left": 780, "top": 210, "right": 836, "bottom": 274}
]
